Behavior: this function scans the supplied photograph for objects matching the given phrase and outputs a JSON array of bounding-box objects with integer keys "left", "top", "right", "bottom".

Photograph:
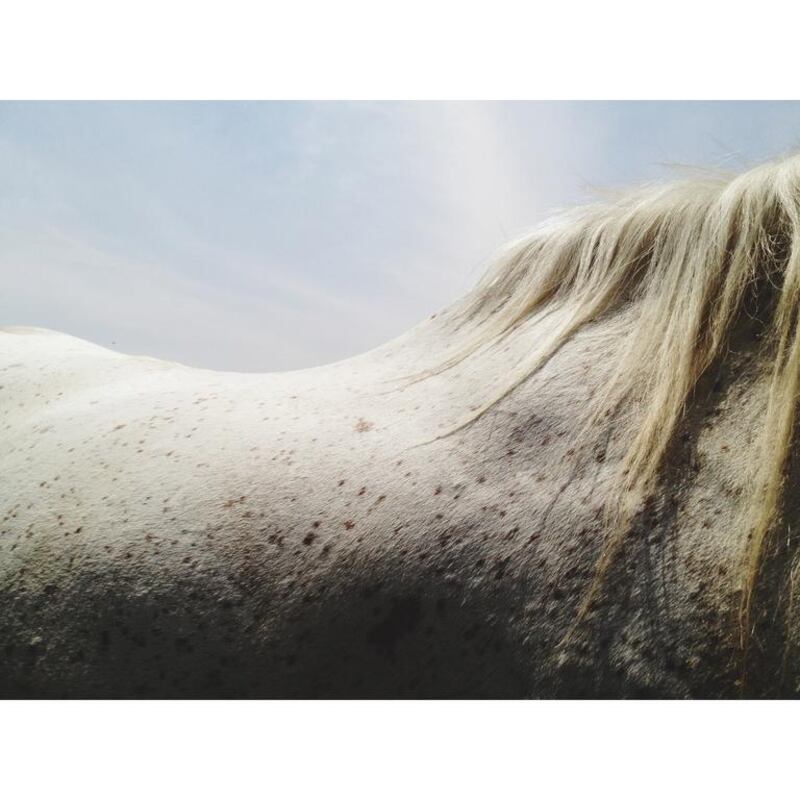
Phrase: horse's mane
[{"left": 437, "top": 152, "right": 800, "bottom": 653}]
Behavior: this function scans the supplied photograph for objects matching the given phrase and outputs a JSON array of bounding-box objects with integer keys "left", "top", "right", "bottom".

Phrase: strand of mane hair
[{"left": 425, "top": 153, "right": 800, "bottom": 687}]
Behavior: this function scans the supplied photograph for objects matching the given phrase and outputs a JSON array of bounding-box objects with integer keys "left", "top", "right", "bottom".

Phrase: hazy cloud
[{"left": 3, "top": 102, "right": 800, "bottom": 370}]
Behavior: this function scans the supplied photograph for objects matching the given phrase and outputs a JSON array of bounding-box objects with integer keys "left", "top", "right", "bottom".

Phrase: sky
[{"left": 3, "top": 101, "right": 800, "bottom": 371}]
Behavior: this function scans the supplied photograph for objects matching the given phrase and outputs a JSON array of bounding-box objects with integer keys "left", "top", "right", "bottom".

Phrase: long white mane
[{"left": 436, "top": 153, "right": 800, "bottom": 648}]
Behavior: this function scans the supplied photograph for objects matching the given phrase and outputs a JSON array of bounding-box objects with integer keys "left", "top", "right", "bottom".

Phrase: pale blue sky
[{"left": 3, "top": 101, "right": 800, "bottom": 370}]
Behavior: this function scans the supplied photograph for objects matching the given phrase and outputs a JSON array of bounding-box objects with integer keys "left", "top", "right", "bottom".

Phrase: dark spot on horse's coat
[
  {"left": 362, "top": 582, "right": 383, "bottom": 599},
  {"left": 464, "top": 623, "right": 481, "bottom": 641},
  {"left": 303, "top": 532, "right": 316, "bottom": 545},
  {"left": 343, "top": 520, "right": 355, "bottom": 530},
  {"left": 366, "top": 596, "right": 422, "bottom": 657}
]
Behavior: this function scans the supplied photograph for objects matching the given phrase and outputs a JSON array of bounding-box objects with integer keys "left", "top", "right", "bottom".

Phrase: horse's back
[
  {"left": 0, "top": 320, "right": 763, "bottom": 698},
  {"left": 0, "top": 327, "right": 531, "bottom": 696}
]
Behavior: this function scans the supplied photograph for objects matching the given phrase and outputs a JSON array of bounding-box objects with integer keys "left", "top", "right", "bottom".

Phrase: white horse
[{"left": 4, "top": 154, "right": 800, "bottom": 698}]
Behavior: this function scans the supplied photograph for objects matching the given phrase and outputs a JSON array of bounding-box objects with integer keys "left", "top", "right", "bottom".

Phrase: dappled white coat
[{"left": 0, "top": 300, "right": 756, "bottom": 698}]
